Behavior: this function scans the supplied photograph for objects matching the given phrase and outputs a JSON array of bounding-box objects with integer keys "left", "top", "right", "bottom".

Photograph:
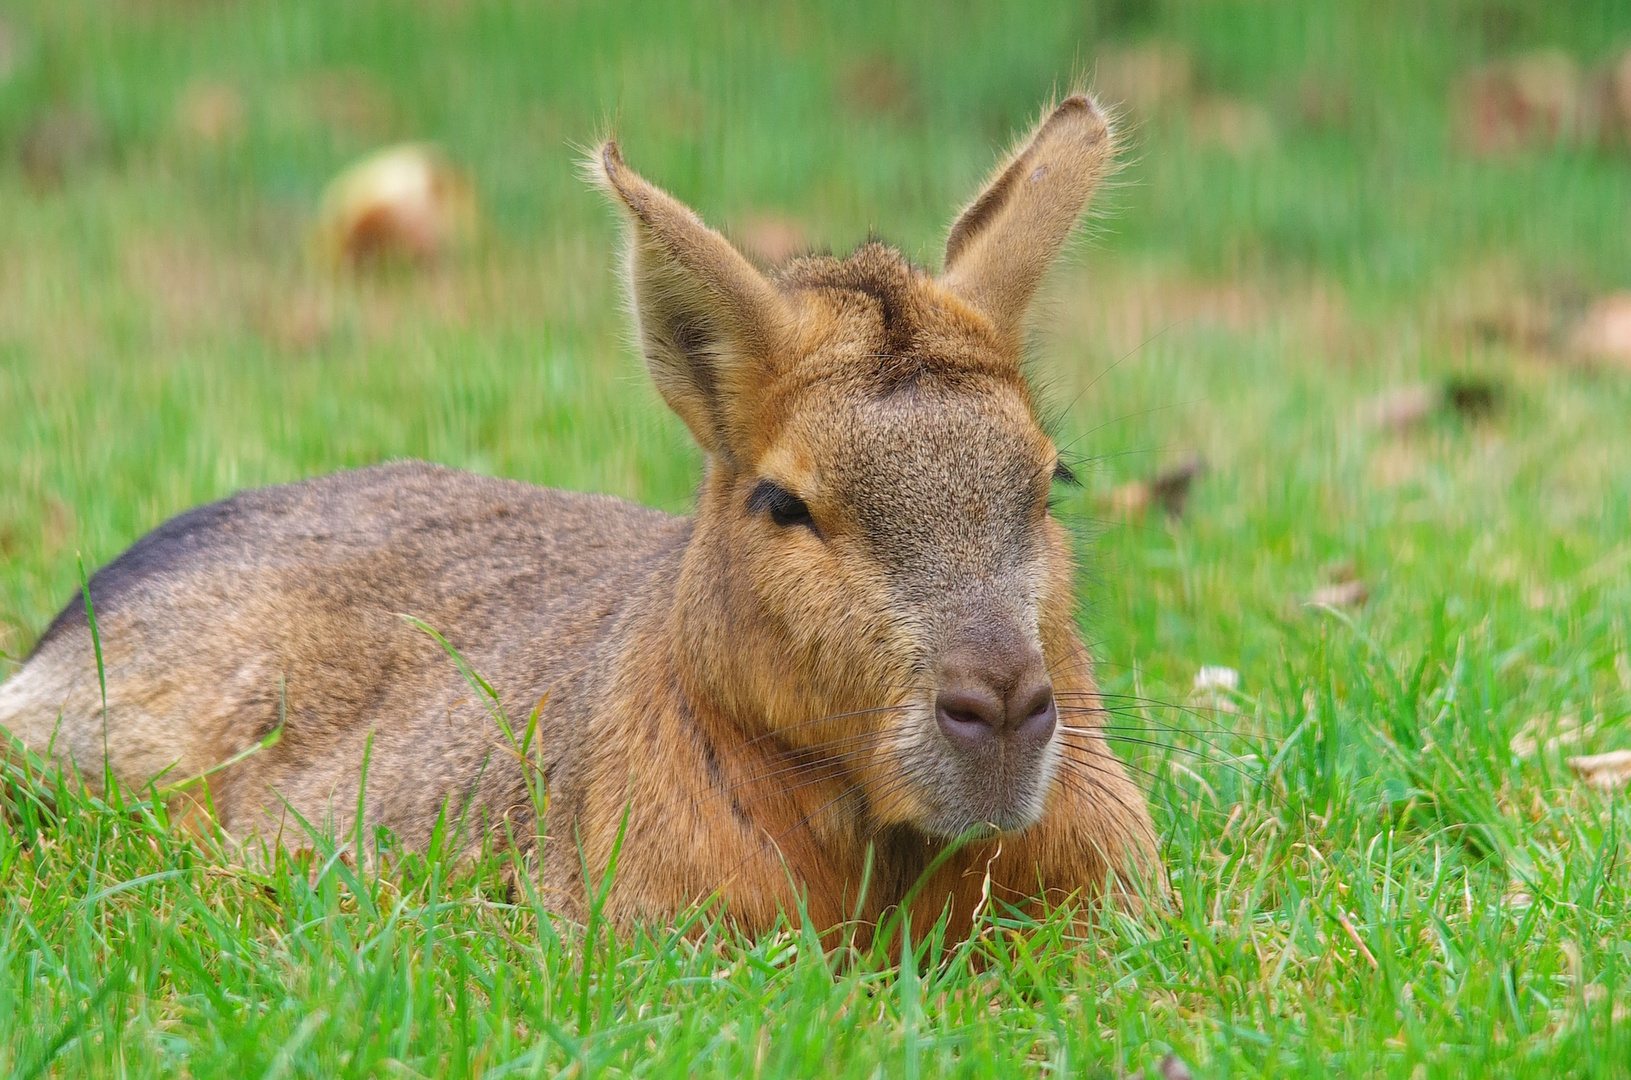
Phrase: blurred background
[{"left": 1, "top": 0, "right": 1628, "bottom": 718}]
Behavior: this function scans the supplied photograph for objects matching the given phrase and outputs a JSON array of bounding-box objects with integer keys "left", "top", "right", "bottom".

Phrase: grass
[{"left": 3, "top": 0, "right": 1631, "bottom": 1075}]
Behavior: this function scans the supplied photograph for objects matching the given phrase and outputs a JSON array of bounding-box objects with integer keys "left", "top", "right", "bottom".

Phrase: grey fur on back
[{"left": 2, "top": 460, "right": 687, "bottom": 859}]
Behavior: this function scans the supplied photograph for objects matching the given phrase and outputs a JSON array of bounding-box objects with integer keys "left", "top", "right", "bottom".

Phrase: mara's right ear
[
  {"left": 592, "top": 140, "right": 793, "bottom": 465},
  {"left": 940, "top": 94, "right": 1116, "bottom": 347}
]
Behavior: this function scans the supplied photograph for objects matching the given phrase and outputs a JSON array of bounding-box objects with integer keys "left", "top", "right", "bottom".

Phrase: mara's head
[{"left": 595, "top": 95, "right": 1116, "bottom": 840}]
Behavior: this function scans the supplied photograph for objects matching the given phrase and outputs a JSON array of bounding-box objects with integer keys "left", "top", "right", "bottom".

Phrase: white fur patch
[{"left": 0, "top": 660, "right": 78, "bottom": 760}]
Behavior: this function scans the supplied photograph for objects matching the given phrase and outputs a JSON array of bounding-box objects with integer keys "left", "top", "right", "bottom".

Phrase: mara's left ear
[
  {"left": 940, "top": 94, "right": 1116, "bottom": 345},
  {"left": 592, "top": 140, "right": 794, "bottom": 467}
]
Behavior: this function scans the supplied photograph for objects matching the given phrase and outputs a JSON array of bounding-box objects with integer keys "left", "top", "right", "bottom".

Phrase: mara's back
[{"left": 2, "top": 460, "right": 690, "bottom": 848}]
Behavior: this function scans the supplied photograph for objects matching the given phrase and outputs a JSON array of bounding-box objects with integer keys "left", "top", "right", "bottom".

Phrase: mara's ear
[
  {"left": 592, "top": 140, "right": 794, "bottom": 464},
  {"left": 940, "top": 94, "right": 1116, "bottom": 344}
]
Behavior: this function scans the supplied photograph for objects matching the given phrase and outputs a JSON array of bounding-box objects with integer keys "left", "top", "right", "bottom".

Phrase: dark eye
[{"left": 747, "top": 479, "right": 816, "bottom": 532}]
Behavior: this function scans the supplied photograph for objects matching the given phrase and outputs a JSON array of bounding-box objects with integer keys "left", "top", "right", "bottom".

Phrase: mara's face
[
  {"left": 719, "top": 270, "right": 1078, "bottom": 837},
  {"left": 595, "top": 91, "right": 1120, "bottom": 838}
]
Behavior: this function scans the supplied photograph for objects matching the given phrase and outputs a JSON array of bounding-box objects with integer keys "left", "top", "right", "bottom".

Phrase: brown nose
[{"left": 935, "top": 635, "right": 1057, "bottom": 752}]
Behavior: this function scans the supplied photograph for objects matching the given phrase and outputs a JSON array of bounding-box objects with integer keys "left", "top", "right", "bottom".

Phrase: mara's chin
[
  {"left": 878, "top": 729, "right": 1063, "bottom": 839},
  {"left": 918, "top": 812, "right": 1030, "bottom": 841},
  {"left": 910, "top": 758, "right": 1059, "bottom": 840},
  {"left": 918, "top": 800, "right": 1046, "bottom": 840}
]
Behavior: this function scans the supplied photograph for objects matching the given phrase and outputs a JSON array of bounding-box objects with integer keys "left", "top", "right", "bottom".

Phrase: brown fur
[{"left": 0, "top": 94, "right": 1157, "bottom": 937}]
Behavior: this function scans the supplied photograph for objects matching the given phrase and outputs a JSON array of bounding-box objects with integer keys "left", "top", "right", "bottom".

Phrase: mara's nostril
[
  {"left": 1013, "top": 681, "right": 1054, "bottom": 724},
  {"left": 935, "top": 689, "right": 1002, "bottom": 748},
  {"left": 1013, "top": 690, "right": 1057, "bottom": 746}
]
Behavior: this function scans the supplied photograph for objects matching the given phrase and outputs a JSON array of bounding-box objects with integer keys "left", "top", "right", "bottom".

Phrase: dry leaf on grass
[
  {"left": 1608, "top": 50, "right": 1631, "bottom": 143},
  {"left": 1443, "top": 375, "right": 1502, "bottom": 418},
  {"left": 17, "top": 107, "right": 103, "bottom": 189},
  {"left": 1453, "top": 50, "right": 1586, "bottom": 155},
  {"left": 1094, "top": 42, "right": 1193, "bottom": 119},
  {"left": 1567, "top": 293, "right": 1631, "bottom": 369},
  {"left": 0, "top": 15, "right": 21, "bottom": 87},
  {"left": 1193, "top": 666, "right": 1240, "bottom": 694},
  {"left": 1128, "top": 1054, "right": 1194, "bottom": 1080},
  {"left": 1188, "top": 97, "right": 1275, "bottom": 157},
  {"left": 1361, "top": 385, "right": 1438, "bottom": 432},
  {"left": 733, "top": 213, "right": 808, "bottom": 265},
  {"left": 1093, "top": 42, "right": 1271, "bottom": 155},
  {"left": 1102, "top": 454, "right": 1205, "bottom": 521},
  {"left": 176, "top": 80, "right": 246, "bottom": 144},
  {"left": 1452, "top": 46, "right": 1631, "bottom": 155},
  {"left": 1583, "top": 49, "right": 1631, "bottom": 148},
  {"left": 840, "top": 55, "right": 919, "bottom": 120},
  {"left": 317, "top": 143, "right": 477, "bottom": 268},
  {"left": 1360, "top": 376, "right": 1503, "bottom": 433},
  {"left": 1107, "top": 480, "right": 1153, "bottom": 518},
  {"left": 253, "top": 291, "right": 334, "bottom": 353},
  {"left": 1509, "top": 713, "right": 1594, "bottom": 759},
  {"left": 1305, "top": 559, "right": 1369, "bottom": 611},
  {"left": 1149, "top": 453, "right": 1205, "bottom": 515},
  {"left": 1193, "top": 665, "right": 1240, "bottom": 714},
  {"left": 1307, "top": 579, "right": 1369, "bottom": 610},
  {"left": 1567, "top": 750, "right": 1631, "bottom": 791}
]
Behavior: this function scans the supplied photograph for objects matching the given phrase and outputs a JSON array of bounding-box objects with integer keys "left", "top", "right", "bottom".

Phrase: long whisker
[
  {"left": 1047, "top": 761, "right": 1140, "bottom": 815},
  {"left": 1055, "top": 711, "right": 1259, "bottom": 756},
  {"left": 1054, "top": 736, "right": 1291, "bottom": 815},
  {"left": 1056, "top": 731, "right": 1263, "bottom": 787},
  {"left": 1060, "top": 710, "right": 1249, "bottom": 743},
  {"left": 1077, "top": 722, "right": 1251, "bottom": 750},
  {"left": 1052, "top": 317, "right": 1185, "bottom": 427},
  {"left": 629, "top": 731, "right": 889, "bottom": 836},
  {"left": 705, "top": 703, "right": 918, "bottom": 760},
  {"left": 1046, "top": 656, "right": 1248, "bottom": 704},
  {"left": 1059, "top": 716, "right": 1240, "bottom": 745},
  {"left": 1064, "top": 695, "right": 1243, "bottom": 723},
  {"left": 1052, "top": 690, "right": 1247, "bottom": 732},
  {"left": 1053, "top": 744, "right": 1173, "bottom": 794},
  {"left": 1037, "top": 749, "right": 1172, "bottom": 823},
  {"left": 711, "top": 747, "right": 883, "bottom": 816}
]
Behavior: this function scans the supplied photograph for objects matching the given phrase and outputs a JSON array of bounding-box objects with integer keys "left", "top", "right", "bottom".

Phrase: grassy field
[{"left": 4, "top": 0, "right": 1631, "bottom": 1075}]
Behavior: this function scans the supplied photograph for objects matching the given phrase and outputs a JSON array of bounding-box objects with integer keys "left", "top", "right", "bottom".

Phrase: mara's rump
[{"left": 1, "top": 460, "right": 689, "bottom": 851}]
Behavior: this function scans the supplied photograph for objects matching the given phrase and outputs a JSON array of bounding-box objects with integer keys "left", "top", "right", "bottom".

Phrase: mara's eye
[
  {"left": 1045, "top": 460, "right": 1080, "bottom": 513},
  {"left": 748, "top": 479, "right": 816, "bottom": 532}
]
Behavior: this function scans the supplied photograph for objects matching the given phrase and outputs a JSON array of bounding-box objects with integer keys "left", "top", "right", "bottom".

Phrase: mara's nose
[{"left": 935, "top": 641, "right": 1057, "bottom": 752}]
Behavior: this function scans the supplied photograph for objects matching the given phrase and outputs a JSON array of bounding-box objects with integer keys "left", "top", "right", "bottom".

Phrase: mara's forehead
[
  {"left": 772, "top": 387, "right": 1052, "bottom": 571},
  {"left": 758, "top": 243, "right": 1051, "bottom": 492},
  {"left": 827, "top": 388, "right": 1046, "bottom": 480},
  {"left": 768, "top": 382, "right": 1051, "bottom": 513},
  {"left": 773, "top": 242, "right": 1028, "bottom": 395}
]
